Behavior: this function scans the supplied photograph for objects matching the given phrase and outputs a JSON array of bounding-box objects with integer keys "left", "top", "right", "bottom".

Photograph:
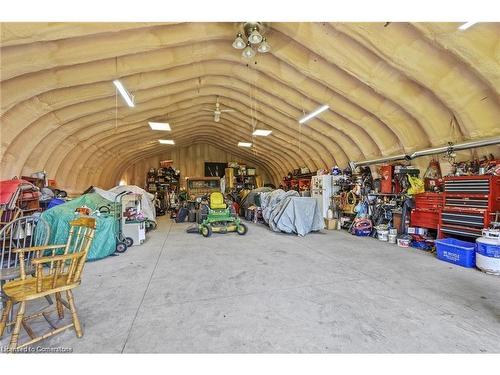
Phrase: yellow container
[
  {"left": 324, "top": 218, "right": 338, "bottom": 230},
  {"left": 225, "top": 168, "right": 235, "bottom": 190}
]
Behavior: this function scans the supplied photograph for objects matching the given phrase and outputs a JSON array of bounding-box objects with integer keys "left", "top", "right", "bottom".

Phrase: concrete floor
[{"left": 1, "top": 217, "right": 499, "bottom": 353}]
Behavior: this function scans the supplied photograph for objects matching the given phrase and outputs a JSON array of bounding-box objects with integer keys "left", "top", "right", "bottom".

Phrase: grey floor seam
[
  {"left": 142, "top": 276, "right": 366, "bottom": 309},
  {"left": 120, "top": 220, "right": 173, "bottom": 353}
]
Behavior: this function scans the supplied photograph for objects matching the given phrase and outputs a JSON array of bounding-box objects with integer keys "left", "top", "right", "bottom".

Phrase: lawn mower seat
[{"left": 209, "top": 192, "right": 227, "bottom": 210}]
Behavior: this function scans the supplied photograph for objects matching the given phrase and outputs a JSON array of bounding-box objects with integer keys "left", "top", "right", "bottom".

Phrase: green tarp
[{"left": 40, "top": 193, "right": 117, "bottom": 260}]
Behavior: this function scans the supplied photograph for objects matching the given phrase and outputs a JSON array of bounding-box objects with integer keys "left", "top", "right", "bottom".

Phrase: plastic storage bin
[
  {"left": 435, "top": 238, "right": 476, "bottom": 268},
  {"left": 354, "top": 228, "right": 371, "bottom": 236}
]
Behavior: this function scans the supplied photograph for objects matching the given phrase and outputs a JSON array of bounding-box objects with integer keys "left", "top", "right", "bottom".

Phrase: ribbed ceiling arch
[{"left": 1, "top": 22, "right": 499, "bottom": 193}]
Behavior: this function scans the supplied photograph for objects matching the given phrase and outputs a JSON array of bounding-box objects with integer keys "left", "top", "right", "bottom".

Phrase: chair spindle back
[
  {"left": 0, "top": 215, "right": 50, "bottom": 274},
  {"left": 21, "top": 217, "right": 96, "bottom": 294}
]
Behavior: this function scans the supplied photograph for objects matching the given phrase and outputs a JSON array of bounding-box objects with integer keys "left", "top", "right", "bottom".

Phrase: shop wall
[
  {"left": 368, "top": 145, "right": 498, "bottom": 179},
  {"left": 119, "top": 143, "right": 274, "bottom": 189}
]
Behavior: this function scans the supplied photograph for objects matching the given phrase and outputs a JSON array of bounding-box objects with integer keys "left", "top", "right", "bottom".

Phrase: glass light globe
[
  {"left": 248, "top": 28, "right": 263, "bottom": 44},
  {"left": 232, "top": 33, "right": 246, "bottom": 49},
  {"left": 258, "top": 38, "right": 270, "bottom": 53},
  {"left": 242, "top": 43, "right": 255, "bottom": 58}
]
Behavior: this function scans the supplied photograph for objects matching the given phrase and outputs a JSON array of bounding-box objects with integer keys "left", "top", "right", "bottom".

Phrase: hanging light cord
[
  {"left": 250, "top": 64, "right": 257, "bottom": 157},
  {"left": 115, "top": 57, "right": 118, "bottom": 132},
  {"left": 115, "top": 88, "right": 118, "bottom": 131}
]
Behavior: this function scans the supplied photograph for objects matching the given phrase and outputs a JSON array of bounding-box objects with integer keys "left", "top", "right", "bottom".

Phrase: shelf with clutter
[{"left": 145, "top": 160, "right": 181, "bottom": 216}]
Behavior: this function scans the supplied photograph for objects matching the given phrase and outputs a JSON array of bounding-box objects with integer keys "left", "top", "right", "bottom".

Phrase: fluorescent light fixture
[
  {"left": 149, "top": 122, "right": 171, "bottom": 131},
  {"left": 113, "top": 80, "right": 135, "bottom": 107},
  {"left": 238, "top": 142, "right": 252, "bottom": 148},
  {"left": 298, "top": 104, "right": 329, "bottom": 124},
  {"left": 158, "top": 139, "right": 175, "bottom": 145},
  {"left": 458, "top": 22, "right": 478, "bottom": 30},
  {"left": 253, "top": 129, "right": 272, "bottom": 136}
]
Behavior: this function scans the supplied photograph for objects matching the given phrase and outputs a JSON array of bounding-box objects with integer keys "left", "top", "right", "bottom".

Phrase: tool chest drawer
[
  {"left": 439, "top": 175, "right": 499, "bottom": 239},
  {"left": 440, "top": 224, "right": 483, "bottom": 238},
  {"left": 444, "top": 178, "right": 490, "bottom": 194},
  {"left": 414, "top": 192, "right": 444, "bottom": 210},
  {"left": 411, "top": 208, "right": 440, "bottom": 229},
  {"left": 441, "top": 210, "right": 485, "bottom": 228},
  {"left": 444, "top": 196, "right": 489, "bottom": 209}
]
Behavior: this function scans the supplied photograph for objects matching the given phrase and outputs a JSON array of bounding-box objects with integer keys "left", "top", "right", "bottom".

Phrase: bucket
[
  {"left": 388, "top": 234, "right": 397, "bottom": 244},
  {"left": 389, "top": 228, "right": 398, "bottom": 235},
  {"left": 377, "top": 230, "right": 389, "bottom": 241}
]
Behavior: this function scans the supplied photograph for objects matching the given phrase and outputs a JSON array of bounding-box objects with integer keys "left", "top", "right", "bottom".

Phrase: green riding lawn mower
[{"left": 197, "top": 192, "right": 248, "bottom": 237}]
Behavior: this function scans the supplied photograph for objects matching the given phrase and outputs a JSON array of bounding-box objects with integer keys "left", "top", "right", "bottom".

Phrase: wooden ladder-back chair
[
  {"left": 0, "top": 217, "right": 96, "bottom": 351},
  {"left": 0, "top": 207, "right": 23, "bottom": 231},
  {"left": 1, "top": 215, "right": 52, "bottom": 331},
  {"left": 1, "top": 215, "right": 51, "bottom": 285}
]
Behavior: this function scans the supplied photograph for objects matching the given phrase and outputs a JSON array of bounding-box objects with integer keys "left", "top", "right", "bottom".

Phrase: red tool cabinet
[
  {"left": 411, "top": 192, "right": 444, "bottom": 229},
  {"left": 438, "top": 175, "right": 500, "bottom": 239}
]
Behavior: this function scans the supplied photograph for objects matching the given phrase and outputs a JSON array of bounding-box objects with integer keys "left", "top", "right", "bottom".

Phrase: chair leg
[
  {"left": 7, "top": 302, "right": 16, "bottom": 333},
  {"left": 1, "top": 280, "right": 5, "bottom": 309},
  {"left": 66, "top": 290, "right": 83, "bottom": 338},
  {"left": 0, "top": 299, "right": 13, "bottom": 338},
  {"left": 8, "top": 301, "right": 25, "bottom": 351},
  {"left": 55, "top": 292, "right": 64, "bottom": 319}
]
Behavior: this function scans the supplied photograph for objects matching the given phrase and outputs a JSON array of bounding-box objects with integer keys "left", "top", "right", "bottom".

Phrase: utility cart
[{"left": 121, "top": 193, "right": 146, "bottom": 247}]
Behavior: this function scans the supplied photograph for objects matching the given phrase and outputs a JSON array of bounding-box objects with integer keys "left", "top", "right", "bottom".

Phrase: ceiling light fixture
[
  {"left": 232, "top": 33, "right": 246, "bottom": 49},
  {"left": 238, "top": 142, "right": 253, "bottom": 148},
  {"left": 113, "top": 80, "right": 135, "bottom": 108},
  {"left": 248, "top": 27, "right": 263, "bottom": 44},
  {"left": 298, "top": 104, "right": 330, "bottom": 124},
  {"left": 253, "top": 129, "right": 272, "bottom": 136},
  {"left": 242, "top": 42, "right": 256, "bottom": 59},
  {"left": 257, "top": 38, "right": 271, "bottom": 53},
  {"left": 158, "top": 139, "right": 175, "bottom": 145},
  {"left": 149, "top": 122, "right": 171, "bottom": 131},
  {"left": 458, "top": 21, "right": 478, "bottom": 30},
  {"left": 232, "top": 22, "right": 271, "bottom": 58}
]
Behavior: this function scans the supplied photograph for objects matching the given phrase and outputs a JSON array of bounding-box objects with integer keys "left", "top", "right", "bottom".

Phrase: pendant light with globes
[{"left": 232, "top": 22, "right": 271, "bottom": 58}]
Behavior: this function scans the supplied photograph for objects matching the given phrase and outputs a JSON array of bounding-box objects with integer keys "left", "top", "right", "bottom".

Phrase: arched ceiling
[{"left": 1, "top": 22, "right": 499, "bottom": 193}]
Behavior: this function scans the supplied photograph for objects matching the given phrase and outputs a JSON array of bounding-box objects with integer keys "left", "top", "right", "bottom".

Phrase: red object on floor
[
  {"left": 0, "top": 180, "right": 22, "bottom": 206},
  {"left": 0, "top": 179, "right": 36, "bottom": 207}
]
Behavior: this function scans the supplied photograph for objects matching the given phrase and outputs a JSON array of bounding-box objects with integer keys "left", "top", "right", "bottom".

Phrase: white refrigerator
[{"left": 311, "top": 175, "right": 341, "bottom": 219}]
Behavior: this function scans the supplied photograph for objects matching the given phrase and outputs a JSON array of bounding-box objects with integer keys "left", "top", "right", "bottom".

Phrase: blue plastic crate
[
  {"left": 354, "top": 228, "right": 371, "bottom": 237},
  {"left": 435, "top": 238, "right": 476, "bottom": 268}
]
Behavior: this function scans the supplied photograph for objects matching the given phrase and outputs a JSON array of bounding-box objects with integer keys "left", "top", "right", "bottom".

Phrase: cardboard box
[
  {"left": 407, "top": 227, "right": 428, "bottom": 235},
  {"left": 325, "top": 218, "right": 338, "bottom": 230}
]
